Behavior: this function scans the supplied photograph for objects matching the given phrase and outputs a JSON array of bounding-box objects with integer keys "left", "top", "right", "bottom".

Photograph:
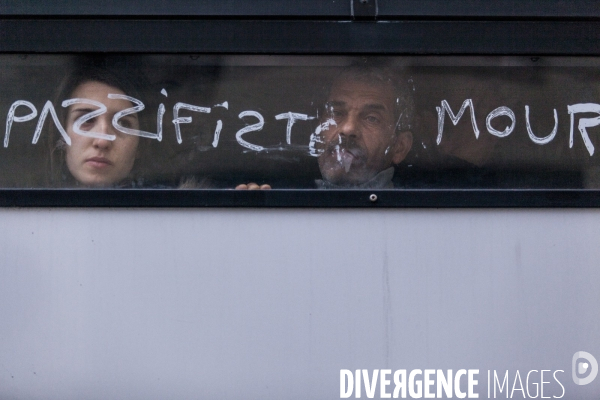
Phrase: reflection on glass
[{"left": 0, "top": 55, "right": 599, "bottom": 190}]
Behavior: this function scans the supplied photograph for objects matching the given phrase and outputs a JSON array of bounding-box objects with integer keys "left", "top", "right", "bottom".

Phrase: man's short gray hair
[{"left": 332, "top": 65, "right": 415, "bottom": 132}]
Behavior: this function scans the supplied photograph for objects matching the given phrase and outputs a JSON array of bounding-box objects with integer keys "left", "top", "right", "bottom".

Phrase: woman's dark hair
[{"left": 47, "top": 59, "right": 150, "bottom": 187}]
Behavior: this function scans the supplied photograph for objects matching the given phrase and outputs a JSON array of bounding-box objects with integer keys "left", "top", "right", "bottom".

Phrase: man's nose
[{"left": 338, "top": 114, "right": 360, "bottom": 139}]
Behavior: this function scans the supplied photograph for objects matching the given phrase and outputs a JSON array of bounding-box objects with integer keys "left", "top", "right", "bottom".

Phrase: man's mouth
[
  {"left": 337, "top": 148, "right": 355, "bottom": 172},
  {"left": 327, "top": 145, "right": 364, "bottom": 173}
]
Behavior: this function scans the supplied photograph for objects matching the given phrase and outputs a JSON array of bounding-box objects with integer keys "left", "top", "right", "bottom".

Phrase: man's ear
[{"left": 391, "top": 131, "right": 413, "bottom": 164}]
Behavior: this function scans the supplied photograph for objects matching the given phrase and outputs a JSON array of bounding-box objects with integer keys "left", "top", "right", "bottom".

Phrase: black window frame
[{"left": 1, "top": 0, "right": 600, "bottom": 207}]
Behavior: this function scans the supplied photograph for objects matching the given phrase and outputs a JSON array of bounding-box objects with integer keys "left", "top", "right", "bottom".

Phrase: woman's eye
[
  {"left": 120, "top": 119, "right": 133, "bottom": 129},
  {"left": 80, "top": 117, "right": 96, "bottom": 129}
]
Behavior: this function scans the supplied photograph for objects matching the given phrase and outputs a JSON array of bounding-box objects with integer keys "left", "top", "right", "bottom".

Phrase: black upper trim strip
[
  {"left": 1, "top": 0, "right": 599, "bottom": 19},
  {"left": 1, "top": 19, "right": 600, "bottom": 55}
]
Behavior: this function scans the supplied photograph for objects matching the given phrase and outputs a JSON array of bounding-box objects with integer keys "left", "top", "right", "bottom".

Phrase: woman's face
[{"left": 65, "top": 81, "right": 140, "bottom": 187}]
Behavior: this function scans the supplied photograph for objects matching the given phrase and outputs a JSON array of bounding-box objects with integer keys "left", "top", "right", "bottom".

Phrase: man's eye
[
  {"left": 331, "top": 110, "right": 345, "bottom": 118},
  {"left": 365, "top": 115, "right": 380, "bottom": 124}
]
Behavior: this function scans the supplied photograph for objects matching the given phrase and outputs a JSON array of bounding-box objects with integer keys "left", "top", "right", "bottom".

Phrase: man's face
[{"left": 317, "top": 79, "right": 412, "bottom": 186}]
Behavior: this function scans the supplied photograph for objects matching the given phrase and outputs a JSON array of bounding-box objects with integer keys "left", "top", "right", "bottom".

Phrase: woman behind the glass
[{"left": 49, "top": 66, "right": 147, "bottom": 187}]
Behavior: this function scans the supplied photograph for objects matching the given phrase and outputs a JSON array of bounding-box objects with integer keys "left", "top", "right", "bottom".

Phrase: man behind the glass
[{"left": 313, "top": 66, "right": 414, "bottom": 189}]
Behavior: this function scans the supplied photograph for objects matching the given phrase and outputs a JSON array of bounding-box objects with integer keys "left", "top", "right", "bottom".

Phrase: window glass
[{"left": 1, "top": 55, "right": 599, "bottom": 189}]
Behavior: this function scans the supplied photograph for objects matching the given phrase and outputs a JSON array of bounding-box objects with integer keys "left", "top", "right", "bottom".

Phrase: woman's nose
[
  {"left": 92, "top": 117, "right": 115, "bottom": 148},
  {"left": 92, "top": 137, "right": 112, "bottom": 149}
]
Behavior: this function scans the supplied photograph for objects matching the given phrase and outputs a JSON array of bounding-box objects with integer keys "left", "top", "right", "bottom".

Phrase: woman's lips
[{"left": 85, "top": 157, "right": 113, "bottom": 169}]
